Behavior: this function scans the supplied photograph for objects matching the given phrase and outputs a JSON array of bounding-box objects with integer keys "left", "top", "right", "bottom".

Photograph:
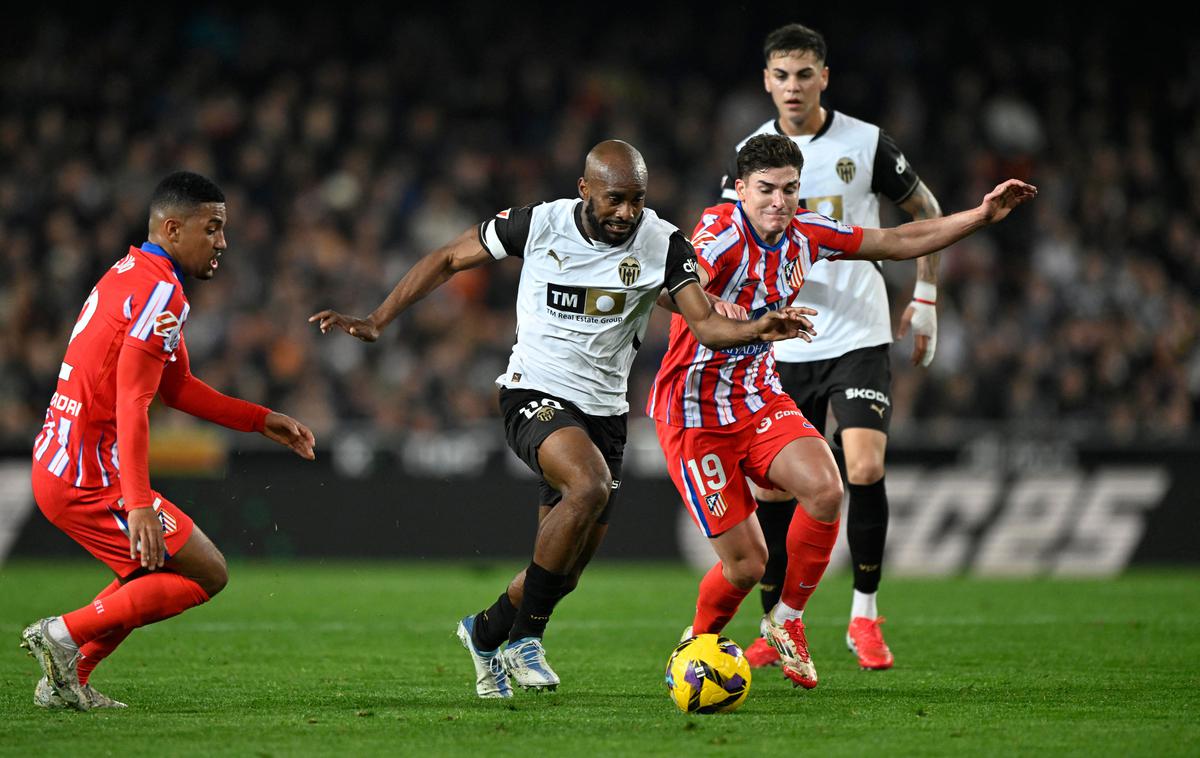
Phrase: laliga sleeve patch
[{"left": 152, "top": 311, "right": 183, "bottom": 352}]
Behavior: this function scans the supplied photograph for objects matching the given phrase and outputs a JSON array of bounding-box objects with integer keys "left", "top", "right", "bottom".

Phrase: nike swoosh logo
[{"left": 798, "top": 582, "right": 817, "bottom": 589}]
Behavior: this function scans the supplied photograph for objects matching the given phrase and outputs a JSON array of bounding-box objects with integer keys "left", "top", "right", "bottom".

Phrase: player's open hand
[
  {"left": 127, "top": 505, "right": 166, "bottom": 570},
  {"left": 262, "top": 412, "right": 316, "bottom": 460},
  {"left": 308, "top": 310, "right": 381, "bottom": 342},
  {"left": 755, "top": 306, "right": 818, "bottom": 343},
  {"left": 980, "top": 179, "right": 1038, "bottom": 223}
]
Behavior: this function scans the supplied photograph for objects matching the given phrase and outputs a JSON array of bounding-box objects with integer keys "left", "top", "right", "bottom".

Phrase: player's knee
[
  {"left": 723, "top": 545, "right": 767, "bottom": 590},
  {"left": 725, "top": 557, "right": 765, "bottom": 590},
  {"left": 201, "top": 565, "right": 228, "bottom": 598},
  {"left": 807, "top": 475, "right": 844, "bottom": 522},
  {"left": 564, "top": 472, "right": 612, "bottom": 518},
  {"left": 196, "top": 554, "right": 229, "bottom": 598},
  {"left": 846, "top": 457, "right": 885, "bottom": 486}
]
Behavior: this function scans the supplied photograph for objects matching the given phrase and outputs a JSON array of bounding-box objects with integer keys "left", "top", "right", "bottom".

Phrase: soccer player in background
[
  {"left": 21, "top": 171, "right": 316, "bottom": 710},
  {"left": 720, "top": 23, "right": 946, "bottom": 670},
  {"left": 310, "top": 140, "right": 816, "bottom": 698},
  {"left": 651, "top": 134, "right": 1034, "bottom": 688}
]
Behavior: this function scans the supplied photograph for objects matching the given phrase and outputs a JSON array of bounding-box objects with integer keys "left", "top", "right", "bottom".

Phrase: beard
[{"left": 585, "top": 198, "right": 636, "bottom": 245}]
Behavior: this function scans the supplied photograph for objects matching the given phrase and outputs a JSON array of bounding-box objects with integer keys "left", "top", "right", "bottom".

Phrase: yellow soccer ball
[{"left": 665, "top": 633, "right": 752, "bottom": 714}]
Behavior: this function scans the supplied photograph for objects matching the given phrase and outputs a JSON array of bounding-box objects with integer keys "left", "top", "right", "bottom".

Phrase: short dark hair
[
  {"left": 763, "top": 23, "right": 827, "bottom": 65},
  {"left": 149, "top": 171, "right": 225, "bottom": 216},
  {"left": 737, "top": 134, "right": 804, "bottom": 181}
]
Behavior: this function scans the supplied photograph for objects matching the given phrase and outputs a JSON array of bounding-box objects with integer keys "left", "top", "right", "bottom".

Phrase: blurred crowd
[{"left": 1, "top": 8, "right": 1196, "bottom": 448}]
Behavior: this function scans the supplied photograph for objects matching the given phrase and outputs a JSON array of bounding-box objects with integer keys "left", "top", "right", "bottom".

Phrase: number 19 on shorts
[{"left": 685, "top": 454, "right": 727, "bottom": 496}]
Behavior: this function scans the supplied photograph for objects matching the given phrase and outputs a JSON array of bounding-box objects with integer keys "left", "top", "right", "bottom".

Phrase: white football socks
[
  {"left": 851, "top": 590, "right": 878, "bottom": 620},
  {"left": 47, "top": 616, "right": 79, "bottom": 650},
  {"left": 771, "top": 601, "right": 803, "bottom": 625}
]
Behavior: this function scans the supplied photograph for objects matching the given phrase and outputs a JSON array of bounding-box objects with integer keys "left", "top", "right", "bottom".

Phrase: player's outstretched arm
[
  {"left": 159, "top": 341, "right": 316, "bottom": 459},
  {"left": 309, "top": 227, "right": 494, "bottom": 342},
  {"left": 854, "top": 179, "right": 1037, "bottom": 262},
  {"left": 672, "top": 282, "right": 817, "bottom": 350}
]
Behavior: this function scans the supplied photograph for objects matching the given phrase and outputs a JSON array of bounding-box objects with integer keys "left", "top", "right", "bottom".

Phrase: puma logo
[
  {"left": 870, "top": 403, "right": 886, "bottom": 419},
  {"left": 547, "top": 250, "right": 569, "bottom": 269}
]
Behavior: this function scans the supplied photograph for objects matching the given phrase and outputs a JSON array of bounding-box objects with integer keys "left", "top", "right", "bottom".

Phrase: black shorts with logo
[
  {"left": 498, "top": 388, "right": 627, "bottom": 524},
  {"left": 775, "top": 344, "right": 892, "bottom": 441}
]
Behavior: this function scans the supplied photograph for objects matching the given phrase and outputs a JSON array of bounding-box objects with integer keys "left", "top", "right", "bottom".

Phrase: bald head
[
  {"left": 583, "top": 140, "right": 647, "bottom": 187},
  {"left": 578, "top": 141, "right": 648, "bottom": 246}
]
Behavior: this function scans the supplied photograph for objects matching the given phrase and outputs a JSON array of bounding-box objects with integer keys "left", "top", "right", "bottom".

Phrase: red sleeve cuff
[
  {"left": 846, "top": 226, "right": 864, "bottom": 254},
  {"left": 253, "top": 407, "right": 271, "bottom": 433}
]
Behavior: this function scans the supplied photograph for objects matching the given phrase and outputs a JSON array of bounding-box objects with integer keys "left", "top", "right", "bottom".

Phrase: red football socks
[
  {"left": 780, "top": 507, "right": 840, "bottom": 611},
  {"left": 73, "top": 579, "right": 126, "bottom": 684},
  {"left": 77, "top": 628, "right": 131, "bottom": 685},
  {"left": 62, "top": 571, "right": 210, "bottom": 646},
  {"left": 692, "top": 562, "right": 750, "bottom": 634}
]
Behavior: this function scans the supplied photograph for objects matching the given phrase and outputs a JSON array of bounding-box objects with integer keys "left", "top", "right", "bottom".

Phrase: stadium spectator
[{"left": 0, "top": 9, "right": 1195, "bottom": 451}]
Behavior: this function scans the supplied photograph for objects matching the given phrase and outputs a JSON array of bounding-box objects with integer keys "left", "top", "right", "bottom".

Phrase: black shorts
[
  {"left": 498, "top": 388, "right": 627, "bottom": 524},
  {"left": 775, "top": 344, "right": 892, "bottom": 442}
]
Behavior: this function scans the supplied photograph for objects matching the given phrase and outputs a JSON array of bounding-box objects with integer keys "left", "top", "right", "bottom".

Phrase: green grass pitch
[{"left": 1, "top": 561, "right": 1197, "bottom": 756}]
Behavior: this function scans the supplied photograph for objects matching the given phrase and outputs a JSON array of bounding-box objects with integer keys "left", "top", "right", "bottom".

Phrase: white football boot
[
  {"left": 500, "top": 637, "right": 560, "bottom": 691},
  {"left": 455, "top": 614, "right": 513, "bottom": 698},
  {"left": 20, "top": 618, "right": 88, "bottom": 711},
  {"left": 35, "top": 677, "right": 127, "bottom": 709}
]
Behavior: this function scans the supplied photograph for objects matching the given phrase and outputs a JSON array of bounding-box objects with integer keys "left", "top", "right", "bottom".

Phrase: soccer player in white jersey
[
  {"left": 310, "top": 140, "right": 816, "bottom": 698},
  {"left": 719, "top": 24, "right": 947, "bottom": 671}
]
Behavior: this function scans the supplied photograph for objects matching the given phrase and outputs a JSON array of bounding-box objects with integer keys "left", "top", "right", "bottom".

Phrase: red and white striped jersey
[
  {"left": 32, "top": 244, "right": 189, "bottom": 486},
  {"left": 647, "top": 202, "right": 863, "bottom": 428}
]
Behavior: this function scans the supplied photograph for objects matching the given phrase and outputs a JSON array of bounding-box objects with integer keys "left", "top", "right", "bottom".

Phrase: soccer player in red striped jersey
[
  {"left": 20, "top": 171, "right": 315, "bottom": 711},
  {"left": 650, "top": 135, "right": 1034, "bottom": 689}
]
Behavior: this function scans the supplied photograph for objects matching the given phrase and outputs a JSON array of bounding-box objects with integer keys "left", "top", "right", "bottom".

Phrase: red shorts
[
  {"left": 656, "top": 393, "right": 825, "bottom": 537},
  {"left": 31, "top": 462, "right": 195, "bottom": 577}
]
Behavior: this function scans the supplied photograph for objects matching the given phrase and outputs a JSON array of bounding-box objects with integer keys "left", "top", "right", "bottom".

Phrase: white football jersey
[
  {"left": 721, "top": 111, "right": 920, "bottom": 362},
  {"left": 480, "top": 199, "right": 699, "bottom": 416}
]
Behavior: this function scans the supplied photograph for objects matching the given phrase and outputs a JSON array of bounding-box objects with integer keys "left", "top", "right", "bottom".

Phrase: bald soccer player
[{"left": 311, "top": 141, "right": 818, "bottom": 697}]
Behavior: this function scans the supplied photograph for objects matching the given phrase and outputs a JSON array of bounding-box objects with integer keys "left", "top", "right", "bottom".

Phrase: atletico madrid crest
[
  {"left": 784, "top": 259, "right": 804, "bottom": 290},
  {"left": 157, "top": 509, "right": 178, "bottom": 535},
  {"left": 704, "top": 492, "right": 727, "bottom": 517}
]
